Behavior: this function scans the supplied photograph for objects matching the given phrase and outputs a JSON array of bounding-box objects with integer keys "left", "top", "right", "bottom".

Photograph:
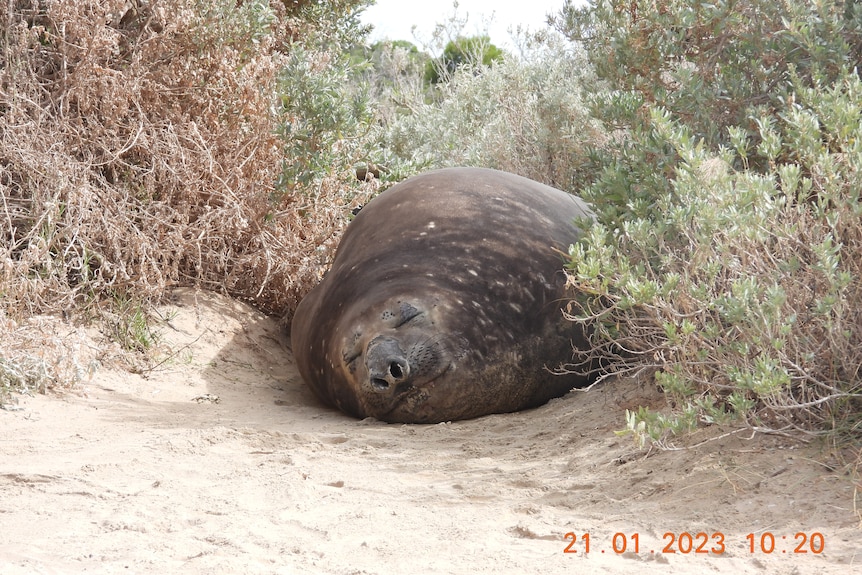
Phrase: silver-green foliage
[
  {"left": 275, "top": 1, "right": 375, "bottom": 191},
  {"left": 557, "top": 0, "right": 862, "bottom": 446},
  {"left": 277, "top": 45, "right": 375, "bottom": 190},
  {"left": 371, "top": 33, "right": 604, "bottom": 190},
  {"left": 568, "top": 74, "right": 862, "bottom": 442}
]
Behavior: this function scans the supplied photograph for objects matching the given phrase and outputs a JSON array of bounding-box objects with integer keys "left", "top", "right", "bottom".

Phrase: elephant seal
[{"left": 290, "top": 167, "right": 595, "bottom": 423}]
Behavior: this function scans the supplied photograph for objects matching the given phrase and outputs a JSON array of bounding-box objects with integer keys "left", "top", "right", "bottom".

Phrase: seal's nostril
[
  {"left": 389, "top": 362, "right": 403, "bottom": 379},
  {"left": 371, "top": 378, "right": 390, "bottom": 391}
]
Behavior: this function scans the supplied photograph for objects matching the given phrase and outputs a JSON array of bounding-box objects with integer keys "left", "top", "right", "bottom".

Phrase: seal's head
[{"left": 333, "top": 295, "right": 472, "bottom": 422}]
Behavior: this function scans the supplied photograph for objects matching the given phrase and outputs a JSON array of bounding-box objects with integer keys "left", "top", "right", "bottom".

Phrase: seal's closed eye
[{"left": 396, "top": 302, "right": 421, "bottom": 327}]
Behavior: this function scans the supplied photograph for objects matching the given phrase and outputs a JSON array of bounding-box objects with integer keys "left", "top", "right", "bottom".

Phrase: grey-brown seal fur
[{"left": 290, "top": 167, "right": 595, "bottom": 423}]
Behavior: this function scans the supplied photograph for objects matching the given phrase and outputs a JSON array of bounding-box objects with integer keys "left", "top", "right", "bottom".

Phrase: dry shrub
[{"left": 1, "top": 0, "right": 374, "bottom": 331}]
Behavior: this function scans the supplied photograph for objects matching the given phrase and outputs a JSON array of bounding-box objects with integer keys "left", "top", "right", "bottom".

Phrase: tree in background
[{"left": 424, "top": 35, "right": 504, "bottom": 84}]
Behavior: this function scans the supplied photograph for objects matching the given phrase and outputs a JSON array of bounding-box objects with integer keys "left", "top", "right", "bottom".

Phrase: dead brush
[
  {"left": 0, "top": 0, "right": 373, "bottom": 318},
  {"left": 1, "top": 0, "right": 375, "bottom": 383}
]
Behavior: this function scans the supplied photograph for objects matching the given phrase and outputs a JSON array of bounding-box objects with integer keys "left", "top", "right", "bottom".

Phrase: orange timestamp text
[{"left": 563, "top": 531, "right": 826, "bottom": 555}]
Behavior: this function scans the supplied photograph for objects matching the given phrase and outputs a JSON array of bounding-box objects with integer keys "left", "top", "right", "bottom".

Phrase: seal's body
[{"left": 291, "top": 167, "right": 595, "bottom": 423}]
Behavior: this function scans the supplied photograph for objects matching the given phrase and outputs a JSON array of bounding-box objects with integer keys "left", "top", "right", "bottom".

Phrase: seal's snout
[
  {"left": 366, "top": 336, "right": 411, "bottom": 393},
  {"left": 370, "top": 359, "right": 408, "bottom": 391}
]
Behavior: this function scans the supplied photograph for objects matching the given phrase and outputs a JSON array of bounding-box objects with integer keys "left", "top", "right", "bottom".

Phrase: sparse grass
[{"left": 106, "top": 294, "right": 160, "bottom": 354}]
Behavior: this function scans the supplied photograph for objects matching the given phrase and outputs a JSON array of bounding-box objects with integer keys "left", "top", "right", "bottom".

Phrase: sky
[{"left": 359, "top": 0, "right": 571, "bottom": 51}]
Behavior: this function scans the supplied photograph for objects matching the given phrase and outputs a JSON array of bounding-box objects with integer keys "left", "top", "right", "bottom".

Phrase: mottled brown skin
[{"left": 290, "top": 167, "right": 596, "bottom": 423}]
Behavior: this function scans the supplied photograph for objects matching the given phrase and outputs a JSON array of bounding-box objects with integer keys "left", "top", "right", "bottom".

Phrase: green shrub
[
  {"left": 559, "top": 0, "right": 862, "bottom": 444},
  {"left": 555, "top": 0, "right": 862, "bottom": 165},
  {"left": 276, "top": 45, "right": 375, "bottom": 191}
]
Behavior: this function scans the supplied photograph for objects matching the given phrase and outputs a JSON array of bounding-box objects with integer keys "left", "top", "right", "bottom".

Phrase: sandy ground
[{"left": 1, "top": 288, "right": 860, "bottom": 574}]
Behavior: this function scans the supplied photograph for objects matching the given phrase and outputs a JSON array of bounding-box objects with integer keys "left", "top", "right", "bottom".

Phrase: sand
[{"left": 1, "top": 288, "right": 859, "bottom": 574}]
